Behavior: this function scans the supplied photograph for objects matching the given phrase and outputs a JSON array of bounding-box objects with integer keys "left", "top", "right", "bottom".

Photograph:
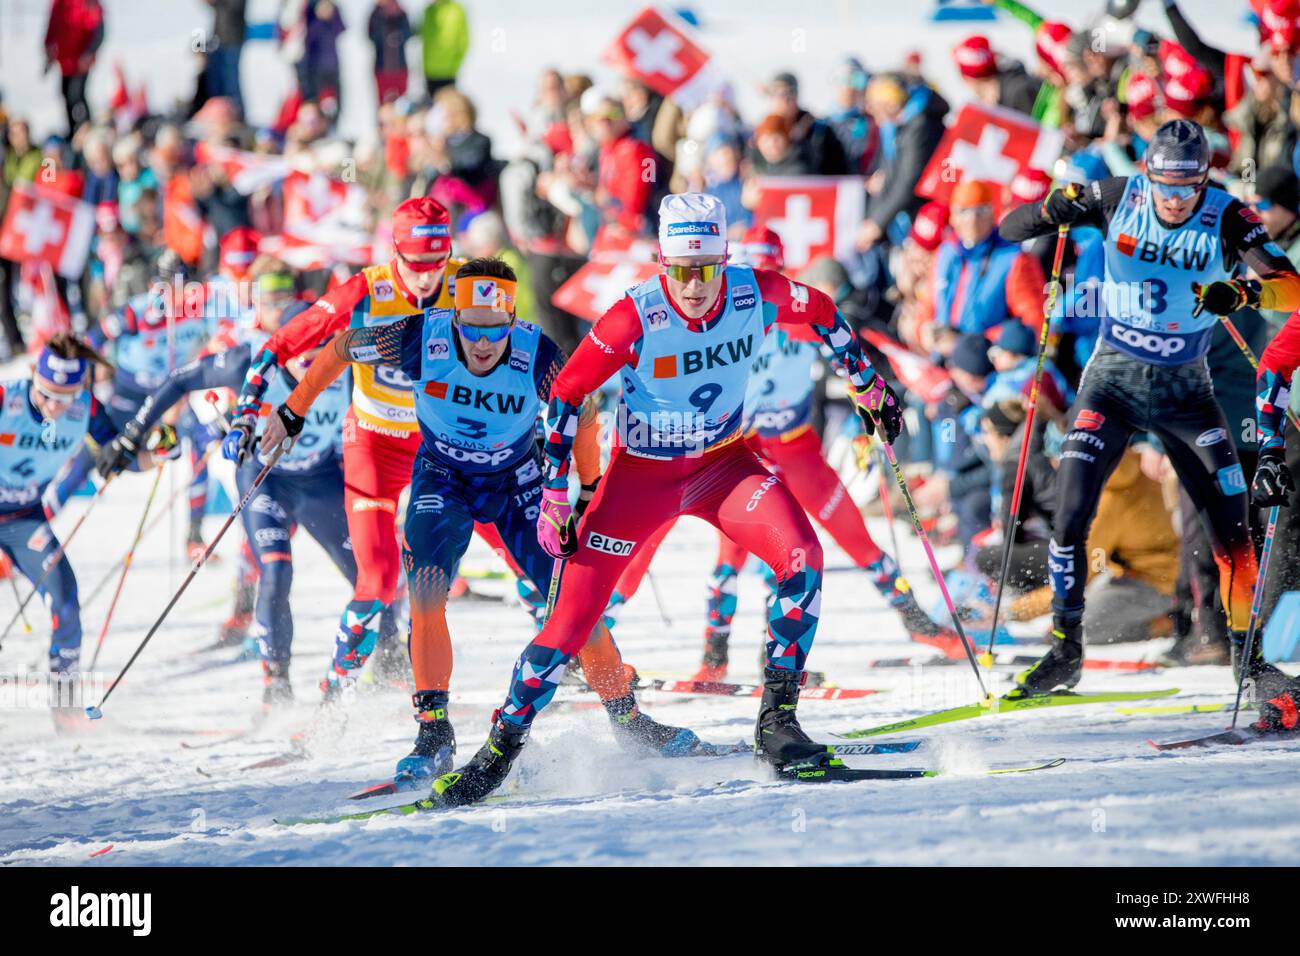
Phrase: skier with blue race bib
[
  {"left": 260, "top": 256, "right": 694, "bottom": 783},
  {"left": 999, "top": 118, "right": 1300, "bottom": 699},
  {"left": 0, "top": 334, "right": 123, "bottom": 676},
  {"left": 97, "top": 261, "right": 353, "bottom": 709}
]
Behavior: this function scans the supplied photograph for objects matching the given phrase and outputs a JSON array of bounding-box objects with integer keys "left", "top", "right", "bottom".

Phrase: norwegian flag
[
  {"left": 195, "top": 141, "right": 292, "bottom": 195},
  {"left": 916, "top": 103, "right": 1064, "bottom": 203},
  {"left": 860, "top": 329, "right": 951, "bottom": 404},
  {"left": 0, "top": 182, "right": 95, "bottom": 279},
  {"left": 603, "top": 7, "right": 725, "bottom": 111},
  {"left": 751, "top": 176, "right": 865, "bottom": 271},
  {"left": 552, "top": 260, "right": 661, "bottom": 322}
]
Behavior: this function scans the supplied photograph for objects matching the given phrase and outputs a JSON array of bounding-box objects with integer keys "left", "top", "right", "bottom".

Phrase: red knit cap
[
  {"left": 1162, "top": 67, "right": 1211, "bottom": 119},
  {"left": 1010, "top": 168, "right": 1052, "bottom": 205},
  {"left": 219, "top": 226, "right": 262, "bottom": 279},
  {"left": 1125, "top": 71, "right": 1159, "bottom": 121},
  {"left": 392, "top": 196, "right": 452, "bottom": 257},
  {"left": 954, "top": 35, "right": 997, "bottom": 80},
  {"left": 1035, "top": 22, "right": 1073, "bottom": 76},
  {"left": 908, "top": 201, "right": 949, "bottom": 253},
  {"left": 741, "top": 224, "right": 785, "bottom": 271}
]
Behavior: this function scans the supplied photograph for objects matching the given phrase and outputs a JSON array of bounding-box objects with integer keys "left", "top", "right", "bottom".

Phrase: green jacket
[
  {"left": 4, "top": 146, "right": 42, "bottom": 186},
  {"left": 421, "top": 0, "right": 469, "bottom": 81}
]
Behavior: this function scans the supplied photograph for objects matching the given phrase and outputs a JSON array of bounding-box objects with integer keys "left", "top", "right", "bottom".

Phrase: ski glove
[
  {"left": 851, "top": 373, "right": 903, "bottom": 445},
  {"left": 97, "top": 421, "right": 177, "bottom": 479},
  {"left": 1252, "top": 447, "right": 1295, "bottom": 507},
  {"left": 221, "top": 413, "right": 258, "bottom": 465},
  {"left": 96, "top": 419, "right": 145, "bottom": 479},
  {"left": 1192, "top": 279, "right": 1261, "bottom": 316},
  {"left": 537, "top": 483, "right": 577, "bottom": 559},
  {"left": 1039, "top": 186, "right": 1087, "bottom": 226}
]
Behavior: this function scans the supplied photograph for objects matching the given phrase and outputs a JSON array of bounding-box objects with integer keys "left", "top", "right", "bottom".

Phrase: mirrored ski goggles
[
  {"left": 664, "top": 261, "right": 725, "bottom": 283},
  {"left": 397, "top": 251, "right": 450, "bottom": 274},
  {"left": 1150, "top": 178, "right": 1206, "bottom": 200},
  {"left": 454, "top": 319, "right": 513, "bottom": 343}
]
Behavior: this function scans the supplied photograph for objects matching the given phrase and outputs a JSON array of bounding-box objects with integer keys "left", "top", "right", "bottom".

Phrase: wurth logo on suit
[
  {"left": 423, "top": 380, "right": 528, "bottom": 415},
  {"left": 651, "top": 335, "right": 756, "bottom": 378}
]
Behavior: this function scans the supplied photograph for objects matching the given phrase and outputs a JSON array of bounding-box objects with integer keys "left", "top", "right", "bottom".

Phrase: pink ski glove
[{"left": 537, "top": 484, "right": 577, "bottom": 558}]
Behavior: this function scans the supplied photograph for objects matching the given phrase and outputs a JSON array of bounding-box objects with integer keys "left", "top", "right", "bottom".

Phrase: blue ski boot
[{"left": 395, "top": 691, "right": 456, "bottom": 782}]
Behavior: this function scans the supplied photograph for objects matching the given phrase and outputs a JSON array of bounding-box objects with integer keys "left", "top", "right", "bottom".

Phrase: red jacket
[
  {"left": 44, "top": 0, "right": 104, "bottom": 77},
  {"left": 598, "top": 132, "right": 656, "bottom": 234}
]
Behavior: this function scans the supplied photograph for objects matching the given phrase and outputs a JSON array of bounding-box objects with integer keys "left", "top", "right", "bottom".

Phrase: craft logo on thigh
[
  {"left": 745, "top": 474, "right": 780, "bottom": 512},
  {"left": 1196, "top": 427, "right": 1228, "bottom": 447},
  {"left": 587, "top": 531, "right": 636, "bottom": 556}
]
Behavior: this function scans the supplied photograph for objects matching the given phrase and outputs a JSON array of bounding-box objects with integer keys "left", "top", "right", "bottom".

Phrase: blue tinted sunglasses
[
  {"left": 455, "top": 319, "right": 513, "bottom": 343},
  {"left": 1253, "top": 198, "right": 1275, "bottom": 212},
  {"left": 1150, "top": 179, "right": 1206, "bottom": 200}
]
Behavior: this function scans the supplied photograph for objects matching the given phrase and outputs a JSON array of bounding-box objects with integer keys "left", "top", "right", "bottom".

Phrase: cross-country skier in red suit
[
  {"left": 605, "top": 226, "right": 957, "bottom": 682},
  {"left": 423, "top": 193, "right": 904, "bottom": 806}
]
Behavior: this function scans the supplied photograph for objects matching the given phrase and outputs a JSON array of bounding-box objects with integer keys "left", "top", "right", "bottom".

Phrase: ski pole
[
  {"left": 6, "top": 572, "right": 32, "bottom": 634},
  {"left": 85, "top": 438, "right": 292, "bottom": 719},
  {"left": 872, "top": 441, "right": 905, "bottom": 558},
  {"left": 878, "top": 440, "right": 992, "bottom": 701},
  {"left": 88, "top": 460, "right": 167, "bottom": 671},
  {"left": 1214, "top": 314, "right": 1300, "bottom": 434},
  {"left": 82, "top": 437, "right": 220, "bottom": 607},
  {"left": 1231, "top": 505, "right": 1279, "bottom": 729},
  {"left": 645, "top": 569, "right": 673, "bottom": 628},
  {"left": 1, "top": 475, "right": 114, "bottom": 644},
  {"left": 983, "top": 201, "right": 1074, "bottom": 661}
]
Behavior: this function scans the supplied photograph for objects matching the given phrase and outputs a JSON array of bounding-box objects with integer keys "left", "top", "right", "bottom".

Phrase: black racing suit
[{"left": 1000, "top": 176, "right": 1300, "bottom": 636}]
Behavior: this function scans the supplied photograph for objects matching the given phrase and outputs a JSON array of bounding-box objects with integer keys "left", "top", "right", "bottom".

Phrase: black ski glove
[
  {"left": 1039, "top": 186, "right": 1087, "bottom": 226},
  {"left": 1192, "top": 279, "right": 1261, "bottom": 317},
  {"left": 96, "top": 420, "right": 145, "bottom": 479},
  {"left": 275, "top": 403, "right": 305, "bottom": 440},
  {"left": 1252, "top": 447, "right": 1295, "bottom": 507},
  {"left": 851, "top": 373, "right": 904, "bottom": 445}
]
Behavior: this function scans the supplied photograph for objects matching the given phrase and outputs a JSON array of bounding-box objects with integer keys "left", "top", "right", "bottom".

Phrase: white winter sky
[{"left": 0, "top": 0, "right": 1258, "bottom": 157}]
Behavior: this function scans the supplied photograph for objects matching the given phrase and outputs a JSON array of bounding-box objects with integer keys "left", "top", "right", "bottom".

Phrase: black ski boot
[
  {"left": 1231, "top": 632, "right": 1289, "bottom": 703},
  {"left": 754, "top": 667, "right": 830, "bottom": 767},
  {"left": 1008, "top": 621, "right": 1083, "bottom": 698},
  {"left": 431, "top": 717, "right": 530, "bottom": 807},
  {"left": 395, "top": 691, "right": 455, "bottom": 781},
  {"left": 604, "top": 692, "right": 700, "bottom": 755},
  {"left": 692, "top": 629, "right": 729, "bottom": 681},
  {"left": 262, "top": 660, "right": 294, "bottom": 710}
]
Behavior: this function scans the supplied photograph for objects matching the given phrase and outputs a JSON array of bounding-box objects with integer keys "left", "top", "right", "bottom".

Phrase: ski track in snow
[{"left": 3, "top": 475, "right": 1298, "bottom": 867}]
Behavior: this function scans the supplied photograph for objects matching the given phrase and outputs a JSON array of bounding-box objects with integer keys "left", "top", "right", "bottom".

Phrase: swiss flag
[
  {"left": 604, "top": 7, "right": 724, "bottom": 111},
  {"left": 552, "top": 260, "right": 661, "bottom": 323},
  {"left": 751, "top": 176, "right": 865, "bottom": 271},
  {"left": 195, "top": 141, "right": 292, "bottom": 195},
  {"left": 860, "top": 329, "right": 951, "bottom": 404},
  {"left": 280, "top": 171, "right": 372, "bottom": 269},
  {"left": 916, "top": 103, "right": 1063, "bottom": 204},
  {"left": 283, "top": 172, "right": 366, "bottom": 232},
  {"left": 259, "top": 232, "right": 373, "bottom": 272},
  {"left": 0, "top": 182, "right": 95, "bottom": 279}
]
